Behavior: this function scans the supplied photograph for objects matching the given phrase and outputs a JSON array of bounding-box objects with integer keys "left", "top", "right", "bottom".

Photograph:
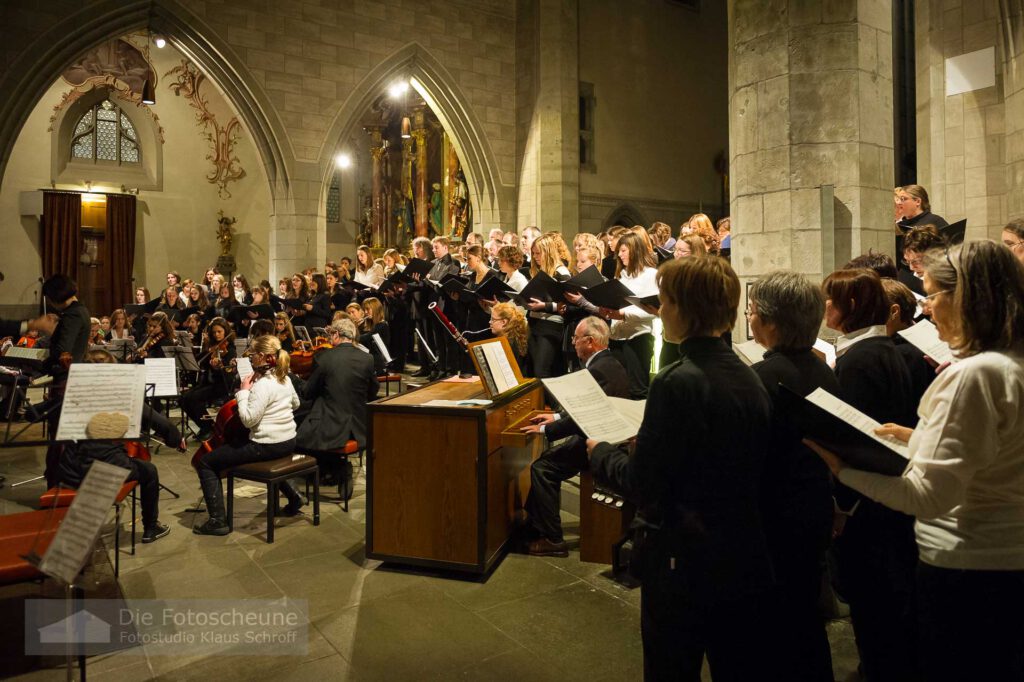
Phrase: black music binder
[
  {"left": 125, "top": 297, "right": 161, "bottom": 316},
  {"left": 227, "top": 303, "right": 275, "bottom": 323},
  {"left": 400, "top": 257, "right": 434, "bottom": 279},
  {"left": 578, "top": 279, "right": 637, "bottom": 310},
  {"left": 777, "top": 384, "right": 910, "bottom": 476}
]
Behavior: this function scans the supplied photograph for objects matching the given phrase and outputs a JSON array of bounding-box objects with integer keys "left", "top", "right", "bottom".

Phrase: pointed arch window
[{"left": 70, "top": 99, "right": 141, "bottom": 165}]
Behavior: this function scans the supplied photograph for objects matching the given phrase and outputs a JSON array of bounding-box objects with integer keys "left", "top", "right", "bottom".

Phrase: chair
[
  {"left": 377, "top": 373, "right": 402, "bottom": 397},
  {"left": 38, "top": 482, "right": 138, "bottom": 577},
  {"left": 296, "top": 439, "right": 362, "bottom": 512},
  {"left": 226, "top": 455, "right": 320, "bottom": 543}
]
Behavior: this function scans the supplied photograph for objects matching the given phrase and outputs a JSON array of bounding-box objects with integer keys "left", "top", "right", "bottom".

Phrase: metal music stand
[
  {"left": 413, "top": 327, "right": 439, "bottom": 376},
  {"left": 105, "top": 338, "right": 137, "bottom": 363}
]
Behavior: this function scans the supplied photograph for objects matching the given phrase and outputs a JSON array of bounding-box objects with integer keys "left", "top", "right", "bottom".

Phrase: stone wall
[
  {"left": 729, "top": 0, "right": 895, "bottom": 289},
  {"left": 915, "top": 0, "right": 1018, "bottom": 240}
]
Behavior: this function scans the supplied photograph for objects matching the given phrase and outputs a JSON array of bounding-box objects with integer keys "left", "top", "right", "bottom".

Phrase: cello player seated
[{"left": 193, "top": 335, "right": 305, "bottom": 536}]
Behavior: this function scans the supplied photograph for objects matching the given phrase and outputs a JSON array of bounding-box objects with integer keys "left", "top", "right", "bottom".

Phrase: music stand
[
  {"left": 413, "top": 327, "right": 439, "bottom": 376},
  {"left": 105, "top": 338, "right": 137, "bottom": 363}
]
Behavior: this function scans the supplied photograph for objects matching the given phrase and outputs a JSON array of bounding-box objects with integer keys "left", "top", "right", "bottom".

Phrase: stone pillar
[
  {"left": 268, "top": 160, "right": 325, "bottom": 286},
  {"left": 366, "top": 126, "right": 386, "bottom": 249},
  {"left": 729, "top": 0, "right": 895, "bottom": 306},
  {"left": 412, "top": 107, "right": 429, "bottom": 238}
]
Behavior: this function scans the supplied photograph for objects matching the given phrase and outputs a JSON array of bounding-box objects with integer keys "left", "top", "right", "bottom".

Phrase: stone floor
[{"left": 0, "top": 403, "right": 861, "bottom": 681}]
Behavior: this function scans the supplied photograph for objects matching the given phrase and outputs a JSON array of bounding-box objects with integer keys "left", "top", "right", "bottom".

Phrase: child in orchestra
[
  {"left": 136, "top": 311, "right": 179, "bottom": 360},
  {"left": 57, "top": 411, "right": 170, "bottom": 543},
  {"left": 88, "top": 317, "right": 105, "bottom": 346},
  {"left": 180, "top": 316, "right": 237, "bottom": 441},
  {"left": 274, "top": 312, "right": 296, "bottom": 352},
  {"left": 193, "top": 334, "right": 305, "bottom": 536}
]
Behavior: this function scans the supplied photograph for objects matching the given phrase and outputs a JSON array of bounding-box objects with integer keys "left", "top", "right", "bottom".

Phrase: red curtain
[
  {"left": 41, "top": 191, "right": 82, "bottom": 280},
  {"left": 104, "top": 194, "right": 137, "bottom": 313}
]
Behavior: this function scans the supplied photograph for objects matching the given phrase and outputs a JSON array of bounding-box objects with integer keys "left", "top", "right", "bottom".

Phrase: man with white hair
[
  {"left": 518, "top": 316, "right": 629, "bottom": 556},
  {"left": 297, "top": 319, "right": 379, "bottom": 488}
]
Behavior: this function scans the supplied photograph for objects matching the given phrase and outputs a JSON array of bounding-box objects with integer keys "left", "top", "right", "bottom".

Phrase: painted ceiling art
[{"left": 49, "top": 37, "right": 165, "bottom": 142}]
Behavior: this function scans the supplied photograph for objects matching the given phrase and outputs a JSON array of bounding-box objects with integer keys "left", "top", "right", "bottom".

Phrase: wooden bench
[{"left": 38, "top": 482, "right": 137, "bottom": 577}]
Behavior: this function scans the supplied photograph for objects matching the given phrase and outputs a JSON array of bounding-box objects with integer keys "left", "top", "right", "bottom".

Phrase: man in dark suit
[
  {"left": 297, "top": 318, "right": 378, "bottom": 456},
  {"left": 426, "top": 236, "right": 462, "bottom": 379},
  {"left": 296, "top": 318, "right": 377, "bottom": 493},
  {"left": 519, "top": 316, "right": 630, "bottom": 556}
]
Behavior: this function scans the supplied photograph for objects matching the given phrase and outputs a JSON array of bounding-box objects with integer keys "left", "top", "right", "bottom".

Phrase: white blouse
[
  {"left": 609, "top": 266, "right": 658, "bottom": 340},
  {"left": 839, "top": 350, "right": 1024, "bottom": 570},
  {"left": 236, "top": 375, "right": 301, "bottom": 444},
  {"left": 354, "top": 264, "right": 385, "bottom": 288}
]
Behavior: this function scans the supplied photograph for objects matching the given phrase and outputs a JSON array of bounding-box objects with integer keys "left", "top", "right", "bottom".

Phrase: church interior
[{"left": 1, "top": 0, "right": 1022, "bottom": 680}]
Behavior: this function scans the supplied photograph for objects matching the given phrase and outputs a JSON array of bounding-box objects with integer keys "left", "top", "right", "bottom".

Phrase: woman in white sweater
[
  {"left": 598, "top": 231, "right": 658, "bottom": 398},
  {"left": 193, "top": 334, "right": 303, "bottom": 536},
  {"left": 808, "top": 240, "right": 1024, "bottom": 681}
]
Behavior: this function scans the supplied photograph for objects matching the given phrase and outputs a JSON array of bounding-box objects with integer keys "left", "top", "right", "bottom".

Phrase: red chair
[
  {"left": 377, "top": 374, "right": 402, "bottom": 397},
  {"left": 0, "top": 508, "right": 67, "bottom": 585},
  {"left": 296, "top": 439, "right": 362, "bottom": 512}
]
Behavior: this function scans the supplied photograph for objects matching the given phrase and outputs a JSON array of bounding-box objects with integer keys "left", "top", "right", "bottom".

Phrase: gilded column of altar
[
  {"left": 366, "top": 126, "right": 386, "bottom": 248},
  {"left": 412, "top": 107, "right": 429, "bottom": 238}
]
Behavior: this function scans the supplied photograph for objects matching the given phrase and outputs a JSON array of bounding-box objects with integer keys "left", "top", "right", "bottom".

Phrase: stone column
[
  {"left": 728, "top": 0, "right": 895, "bottom": 307},
  {"left": 366, "top": 126, "right": 386, "bottom": 249},
  {"left": 412, "top": 107, "right": 429, "bottom": 237},
  {"left": 268, "top": 160, "right": 325, "bottom": 285}
]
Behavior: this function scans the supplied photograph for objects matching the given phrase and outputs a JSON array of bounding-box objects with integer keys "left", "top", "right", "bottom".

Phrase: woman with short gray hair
[{"left": 746, "top": 270, "right": 841, "bottom": 679}]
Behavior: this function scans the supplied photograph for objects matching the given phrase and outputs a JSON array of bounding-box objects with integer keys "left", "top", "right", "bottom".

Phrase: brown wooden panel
[
  {"left": 579, "top": 473, "right": 634, "bottom": 564},
  {"left": 485, "top": 387, "right": 543, "bottom": 454},
  {"left": 371, "top": 412, "right": 480, "bottom": 564},
  {"left": 376, "top": 379, "right": 488, "bottom": 406}
]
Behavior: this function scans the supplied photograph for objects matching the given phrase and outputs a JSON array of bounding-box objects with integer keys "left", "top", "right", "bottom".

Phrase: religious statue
[
  {"left": 216, "top": 210, "right": 236, "bottom": 256},
  {"left": 393, "top": 188, "right": 414, "bottom": 239},
  {"left": 450, "top": 169, "right": 471, "bottom": 238},
  {"left": 357, "top": 194, "right": 373, "bottom": 247},
  {"left": 429, "top": 182, "right": 443, "bottom": 236}
]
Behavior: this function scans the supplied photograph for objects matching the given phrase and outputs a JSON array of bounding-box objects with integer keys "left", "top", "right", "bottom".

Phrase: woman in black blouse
[
  {"left": 822, "top": 267, "right": 918, "bottom": 682},
  {"left": 587, "top": 256, "right": 775, "bottom": 680},
  {"left": 747, "top": 270, "right": 841, "bottom": 681},
  {"left": 302, "top": 273, "right": 332, "bottom": 331}
]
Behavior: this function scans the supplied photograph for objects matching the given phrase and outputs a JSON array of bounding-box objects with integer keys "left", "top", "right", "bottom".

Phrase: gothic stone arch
[
  {"left": 0, "top": 0, "right": 291, "bottom": 201},
  {"left": 319, "top": 42, "right": 510, "bottom": 233}
]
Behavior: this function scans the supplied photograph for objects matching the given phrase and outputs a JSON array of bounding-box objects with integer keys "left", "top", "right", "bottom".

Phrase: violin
[
  {"left": 191, "top": 399, "right": 249, "bottom": 470},
  {"left": 136, "top": 332, "right": 165, "bottom": 359},
  {"left": 289, "top": 338, "right": 332, "bottom": 379}
]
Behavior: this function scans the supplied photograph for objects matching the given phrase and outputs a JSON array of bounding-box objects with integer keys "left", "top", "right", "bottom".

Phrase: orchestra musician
[
  {"left": 274, "top": 312, "right": 296, "bottom": 353},
  {"left": 193, "top": 335, "right": 305, "bottom": 536},
  {"left": 519, "top": 316, "right": 628, "bottom": 556},
  {"left": 107, "top": 308, "right": 133, "bottom": 340},
  {"left": 135, "top": 311, "right": 178, "bottom": 360},
  {"left": 359, "top": 297, "right": 390, "bottom": 374},
  {"left": 296, "top": 319, "right": 378, "bottom": 486},
  {"left": 180, "top": 317, "right": 237, "bottom": 441},
  {"left": 57, "top": 411, "right": 170, "bottom": 544}
]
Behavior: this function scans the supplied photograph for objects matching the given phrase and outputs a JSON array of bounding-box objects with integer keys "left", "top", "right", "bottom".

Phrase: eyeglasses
[
  {"left": 571, "top": 334, "right": 592, "bottom": 343},
  {"left": 921, "top": 289, "right": 952, "bottom": 303},
  {"left": 903, "top": 256, "right": 924, "bottom": 267},
  {"left": 1004, "top": 240, "right": 1024, "bottom": 250}
]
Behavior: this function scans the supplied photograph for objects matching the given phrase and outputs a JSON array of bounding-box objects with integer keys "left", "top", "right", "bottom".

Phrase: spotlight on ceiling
[
  {"left": 388, "top": 81, "right": 409, "bottom": 99},
  {"left": 335, "top": 153, "right": 352, "bottom": 169},
  {"left": 154, "top": 36, "right": 167, "bottom": 48}
]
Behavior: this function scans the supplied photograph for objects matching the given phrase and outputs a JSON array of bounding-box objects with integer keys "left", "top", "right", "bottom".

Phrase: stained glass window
[
  {"left": 326, "top": 171, "right": 341, "bottom": 223},
  {"left": 69, "top": 99, "right": 141, "bottom": 166}
]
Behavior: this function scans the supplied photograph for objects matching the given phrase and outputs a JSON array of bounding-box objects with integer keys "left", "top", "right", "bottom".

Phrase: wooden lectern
[{"left": 366, "top": 377, "right": 545, "bottom": 576}]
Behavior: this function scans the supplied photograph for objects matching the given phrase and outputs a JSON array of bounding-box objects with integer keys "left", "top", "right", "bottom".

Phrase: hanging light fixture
[
  {"left": 401, "top": 116, "right": 412, "bottom": 139},
  {"left": 141, "top": 15, "right": 156, "bottom": 105}
]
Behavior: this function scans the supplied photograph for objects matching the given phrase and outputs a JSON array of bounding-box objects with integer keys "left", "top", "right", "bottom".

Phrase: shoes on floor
[
  {"left": 527, "top": 537, "right": 569, "bottom": 558},
  {"left": 142, "top": 523, "right": 170, "bottom": 543},
  {"left": 281, "top": 495, "right": 306, "bottom": 517},
  {"left": 193, "top": 518, "right": 230, "bottom": 536},
  {"left": 194, "top": 427, "right": 213, "bottom": 442},
  {"left": 410, "top": 369, "right": 431, "bottom": 378}
]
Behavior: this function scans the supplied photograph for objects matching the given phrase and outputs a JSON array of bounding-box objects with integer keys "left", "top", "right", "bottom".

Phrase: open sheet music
[
  {"left": 542, "top": 371, "right": 641, "bottom": 444},
  {"left": 734, "top": 340, "right": 767, "bottom": 366},
  {"left": 467, "top": 336, "right": 524, "bottom": 398},
  {"left": 39, "top": 460, "right": 129, "bottom": 584},
  {"left": 144, "top": 358, "right": 178, "bottom": 397},
  {"left": 780, "top": 386, "right": 910, "bottom": 476},
  {"left": 236, "top": 357, "right": 254, "bottom": 381},
  {"left": 56, "top": 364, "right": 147, "bottom": 441},
  {"left": 813, "top": 338, "right": 837, "bottom": 368},
  {"left": 371, "top": 333, "right": 393, "bottom": 365},
  {"left": 898, "top": 320, "right": 955, "bottom": 365}
]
